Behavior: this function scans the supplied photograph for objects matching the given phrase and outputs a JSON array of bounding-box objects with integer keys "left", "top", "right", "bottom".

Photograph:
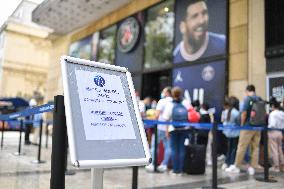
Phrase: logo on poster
[
  {"left": 94, "top": 75, "right": 105, "bottom": 87},
  {"left": 202, "top": 66, "right": 215, "bottom": 81}
]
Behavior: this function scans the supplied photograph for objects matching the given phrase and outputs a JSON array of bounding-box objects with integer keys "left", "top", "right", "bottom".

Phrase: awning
[{"left": 32, "top": 0, "right": 131, "bottom": 35}]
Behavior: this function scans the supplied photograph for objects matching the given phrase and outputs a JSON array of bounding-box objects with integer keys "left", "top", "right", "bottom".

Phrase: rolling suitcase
[{"left": 183, "top": 131, "right": 206, "bottom": 174}]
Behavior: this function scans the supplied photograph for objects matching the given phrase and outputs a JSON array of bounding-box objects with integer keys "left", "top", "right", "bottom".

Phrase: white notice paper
[{"left": 75, "top": 70, "right": 136, "bottom": 140}]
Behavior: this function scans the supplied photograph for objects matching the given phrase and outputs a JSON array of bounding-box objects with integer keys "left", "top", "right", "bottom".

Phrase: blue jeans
[
  {"left": 225, "top": 137, "right": 238, "bottom": 166},
  {"left": 170, "top": 130, "right": 188, "bottom": 173},
  {"left": 151, "top": 130, "right": 171, "bottom": 166}
]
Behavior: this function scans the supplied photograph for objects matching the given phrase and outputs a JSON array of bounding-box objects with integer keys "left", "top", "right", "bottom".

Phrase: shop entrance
[{"left": 142, "top": 70, "right": 171, "bottom": 101}]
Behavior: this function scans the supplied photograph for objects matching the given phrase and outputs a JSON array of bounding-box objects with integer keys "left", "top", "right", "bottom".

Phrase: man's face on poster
[{"left": 180, "top": 1, "right": 209, "bottom": 48}]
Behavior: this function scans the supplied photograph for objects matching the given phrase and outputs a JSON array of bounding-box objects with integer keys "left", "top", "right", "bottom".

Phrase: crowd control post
[
  {"left": 154, "top": 125, "right": 158, "bottom": 172},
  {"left": 255, "top": 125, "right": 277, "bottom": 183},
  {"left": 31, "top": 119, "right": 46, "bottom": 164},
  {"left": 203, "top": 122, "right": 225, "bottom": 189},
  {"left": 132, "top": 166, "right": 138, "bottom": 189},
  {"left": 50, "top": 95, "right": 67, "bottom": 189},
  {"left": 1, "top": 120, "right": 5, "bottom": 149},
  {"left": 45, "top": 122, "right": 49, "bottom": 149},
  {"left": 14, "top": 119, "right": 24, "bottom": 156}
]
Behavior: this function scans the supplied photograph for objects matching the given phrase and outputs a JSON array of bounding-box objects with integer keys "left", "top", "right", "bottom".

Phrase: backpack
[
  {"left": 172, "top": 101, "right": 188, "bottom": 128},
  {"left": 248, "top": 97, "right": 266, "bottom": 126}
]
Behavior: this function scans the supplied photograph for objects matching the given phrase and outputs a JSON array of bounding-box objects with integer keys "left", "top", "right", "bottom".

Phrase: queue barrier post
[
  {"left": 13, "top": 119, "right": 24, "bottom": 156},
  {"left": 154, "top": 124, "right": 158, "bottom": 172},
  {"left": 1, "top": 120, "right": 4, "bottom": 149},
  {"left": 255, "top": 125, "right": 277, "bottom": 183},
  {"left": 31, "top": 119, "right": 46, "bottom": 164},
  {"left": 45, "top": 122, "right": 49, "bottom": 149},
  {"left": 50, "top": 95, "right": 67, "bottom": 189},
  {"left": 202, "top": 122, "right": 225, "bottom": 189}
]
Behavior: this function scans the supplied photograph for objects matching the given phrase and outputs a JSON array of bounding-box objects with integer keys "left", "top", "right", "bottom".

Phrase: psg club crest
[
  {"left": 94, "top": 75, "right": 105, "bottom": 87},
  {"left": 202, "top": 65, "right": 215, "bottom": 81},
  {"left": 117, "top": 17, "right": 140, "bottom": 53}
]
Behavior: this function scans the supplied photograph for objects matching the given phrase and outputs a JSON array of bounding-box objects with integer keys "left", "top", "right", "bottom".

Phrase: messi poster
[
  {"left": 173, "top": 60, "right": 226, "bottom": 121},
  {"left": 173, "top": 0, "right": 227, "bottom": 64}
]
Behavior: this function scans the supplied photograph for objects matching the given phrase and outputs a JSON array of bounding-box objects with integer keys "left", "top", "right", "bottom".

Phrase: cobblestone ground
[{"left": 1, "top": 131, "right": 284, "bottom": 189}]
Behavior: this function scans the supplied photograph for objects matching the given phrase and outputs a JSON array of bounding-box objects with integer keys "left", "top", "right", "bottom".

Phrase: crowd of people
[{"left": 137, "top": 85, "right": 284, "bottom": 176}]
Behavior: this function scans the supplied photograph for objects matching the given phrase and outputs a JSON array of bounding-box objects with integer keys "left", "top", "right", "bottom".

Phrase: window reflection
[
  {"left": 144, "top": 0, "right": 174, "bottom": 69},
  {"left": 69, "top": 35, "right": 92, "bottom": 60},
  {"left": 97, "top": 25, "right": 117, "bottom": 64}
]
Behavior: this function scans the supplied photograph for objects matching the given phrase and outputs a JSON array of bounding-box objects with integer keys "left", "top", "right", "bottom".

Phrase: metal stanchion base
[
  {"left": 202, "top": 187, "right": 226, "bottom": 189},
  {"left": 65, "top": 170, "right": 76, "bottom": 175},
  {"left": 255, "top": 176, "right": 277, "bottom": 183},
  {"left": 31, "top": 160, "right": 46, "bottom": 164},
  {"left": 13, "top": 152, "right": 25, "bottom": 156}
]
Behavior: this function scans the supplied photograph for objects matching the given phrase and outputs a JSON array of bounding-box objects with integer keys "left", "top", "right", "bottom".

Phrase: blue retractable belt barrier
[
  {"left": 0, "top": 102, "right": 283, "bottom": 132},
  {"left": 143, "top": 119, "right": 284, "bottom": 131},
  {"left": 0, "top": 103, "right": 54, "bottom": 121}
]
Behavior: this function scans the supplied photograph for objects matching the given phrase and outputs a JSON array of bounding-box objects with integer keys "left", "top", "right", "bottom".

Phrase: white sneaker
[
  {"left": 247, "top": 166, "right": 255, "bottom": 175},
  {"left": 270, "top": 167, "right": 280, "bottom": 173},
  {"left": 157, "top": 164, "right": 168, "bottom": 172},
  {"left": 207, "top": 160, "right": 212, "bottom": 166},
  {"left": 145, "top": 164, "right": 154, "bottom": 172},
  {"left": 218, "top": 154, "right": 225, "bottom": 161},
  {"left": 221, "top": 163, "right": 228, "bottom": 170},
  {"left": 225, "top": 165, "right": 240, "bottom": 173}
]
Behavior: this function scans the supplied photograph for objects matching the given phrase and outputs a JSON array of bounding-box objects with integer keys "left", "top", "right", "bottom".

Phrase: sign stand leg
[{"left": 91, "top": 168, "right": 104, "bottom": 189}]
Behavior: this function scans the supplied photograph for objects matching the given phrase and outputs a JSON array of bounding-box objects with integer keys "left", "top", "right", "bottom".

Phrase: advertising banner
[
  {"left": 173, "top": 60, "right": 226, "bottom": 121},
  {"left": 173, "top": 0, "right": 227, "bottom": 64}
]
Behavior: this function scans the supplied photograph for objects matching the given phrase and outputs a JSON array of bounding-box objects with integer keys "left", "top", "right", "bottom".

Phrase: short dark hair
[
  {"left": 269, "top": 97, "right": 280, "bottom": 108},
  {"left": 246, "top": 85, "right": 255, "bottom": 92},
  {"left": 187, "top": 0, "right": 206, "bottom": 7},
  {"left": 181, "top": 0, "right": 207, "bottom": 19},
  {"left": 201, "top": 103, "right": 210, "bottom": 110}
]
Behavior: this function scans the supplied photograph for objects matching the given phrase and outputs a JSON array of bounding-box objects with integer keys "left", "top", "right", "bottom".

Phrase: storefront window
[
  {"left": 144, "top": 0, "right": 174, "bottom": 69},
  {"left": 69, "top": 35, "right": 92, "bottom": 60},
  {"left": 97, "top": 25, "right": 117, "bottom": 64}
]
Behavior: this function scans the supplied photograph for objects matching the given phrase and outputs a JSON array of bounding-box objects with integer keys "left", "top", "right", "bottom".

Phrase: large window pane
[
  {"left": 69, "top": 35, "right": 92, "bottom": 60},
  {"left": 97, "top": 25, "right": 117, "bottom": 64},
  {"left": 144, "top": 0, "right": 174, "bottom": 69}
]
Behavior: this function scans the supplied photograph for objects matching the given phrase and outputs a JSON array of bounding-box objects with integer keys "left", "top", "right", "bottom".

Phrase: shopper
[
  {"left": 268, "top": 97, "right": 284, "bottom": 172},
  {"left": 226, "top": 85, "right": 264, "bottom": 175},
  {"left": 145, "top": 87, "right": 172, "bottom": 172},
  {"left": 221, "top": 97, "right": 240, "bottom": 170},
  {"left": 163, "top": 87, "right": 189, "bottom": 175}
]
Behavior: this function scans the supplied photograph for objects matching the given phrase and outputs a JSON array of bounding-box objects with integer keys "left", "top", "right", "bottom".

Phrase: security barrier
[{"left": 0, "top": 100, "right": 282, "bottom": 188}]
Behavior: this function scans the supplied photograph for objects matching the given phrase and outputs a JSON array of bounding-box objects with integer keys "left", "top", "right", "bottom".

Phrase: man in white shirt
[{"left": 145, "top": 87, "right": 172, "bottom": 172}]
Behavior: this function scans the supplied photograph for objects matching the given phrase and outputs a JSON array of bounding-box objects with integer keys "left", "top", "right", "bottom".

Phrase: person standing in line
[
  {"left": 145, "top": 87, "right": 172, "bottom": 172},
  {"left": 221, "top": 97, "right": 240, "bottom": 170},
  {"left": 200, "top": 103, "right": 214, "bottom": 166},
  {"left": 268, "top": 97, "right": 284, "bottom": 172},
  {"left": 24, "top": 99, "right": 36, "bottom": 145},
  {"left": 226, "top": 85, "right": 263, "bottom": 175},
  {"left": 163, "top": 87, "right": 189, "bottom": 175}
]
